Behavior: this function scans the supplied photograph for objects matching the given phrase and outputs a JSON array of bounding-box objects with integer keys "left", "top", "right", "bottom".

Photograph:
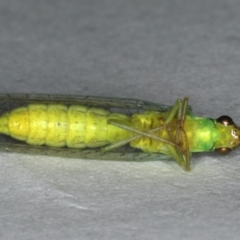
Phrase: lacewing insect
[{"left": 0, "top": 94, "right": 239, "bottom": 171}]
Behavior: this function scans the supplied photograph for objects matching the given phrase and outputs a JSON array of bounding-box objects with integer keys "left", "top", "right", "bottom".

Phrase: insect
[{"left": 0, "top": 94, "right": 239, "bottom": 171}]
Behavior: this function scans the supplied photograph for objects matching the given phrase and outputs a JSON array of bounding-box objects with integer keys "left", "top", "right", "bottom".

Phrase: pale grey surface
[{"left": 1, "top": 0, "right": 240, "bottom": 239}]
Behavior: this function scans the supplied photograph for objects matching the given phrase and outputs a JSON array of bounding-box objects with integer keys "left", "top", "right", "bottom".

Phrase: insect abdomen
[{"left": 0, "top": 104, "right": 131, "bottom": 148}]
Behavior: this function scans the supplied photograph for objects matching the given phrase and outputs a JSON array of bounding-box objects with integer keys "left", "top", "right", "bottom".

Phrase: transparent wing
[
  {"left": 0, "top": 140, "right": 172, "bottom": 161},
  {"left": 0, "top": 94, "right": 192, "bottom": 114}
]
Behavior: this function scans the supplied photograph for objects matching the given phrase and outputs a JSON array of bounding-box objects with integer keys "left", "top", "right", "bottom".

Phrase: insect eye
[
  {"left": 216, "top": 115, "right": 234, "bottom": 126},
  {"left": 215, "top": 147, "right": 232, "bottom": 155}
]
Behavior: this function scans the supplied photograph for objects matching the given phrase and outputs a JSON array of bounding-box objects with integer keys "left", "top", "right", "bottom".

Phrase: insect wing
[
  {"left": 0, "top": 141, "right": 172, "bottom": 161},
  {"left": 0, "top": 94, "right": 192, "bottom": 112}
]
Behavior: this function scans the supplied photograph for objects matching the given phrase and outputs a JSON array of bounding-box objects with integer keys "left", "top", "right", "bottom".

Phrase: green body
[
  {"left": 0, "top": 95, "right": 239, "bottom": 171},
  {"left": 0, "top": 104, "right": 231, "bottom": 153}
]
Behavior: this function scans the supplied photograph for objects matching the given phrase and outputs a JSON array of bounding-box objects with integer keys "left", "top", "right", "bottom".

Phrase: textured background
[{"left": 1, "top": 0, "right": 240, "bottom": 239}]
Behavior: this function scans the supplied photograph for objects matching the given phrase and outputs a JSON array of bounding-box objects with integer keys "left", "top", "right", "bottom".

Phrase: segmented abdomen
[{"left": 0, "top": 104, "right": 131, "bottom": 148}]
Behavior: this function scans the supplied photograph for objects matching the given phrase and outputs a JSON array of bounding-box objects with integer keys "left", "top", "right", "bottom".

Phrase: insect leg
[
  {"left": 103, "top": 97, "right": 191, "bottom": 171},
  {"left": 103, "top": 98, "right": 189, "bottom": 153},
  {"left": 101, "top": 135, "right": 139, "bottom": 152},
  {"left": 165, "top": 145, "right": 189, "bottom": 171},
  {"left": 165, "top": 98, "right": 188, "bottom": 124},
  {"left": 102, "top": 120, "right": 179, "bottom": 152},
  {"left": 165, "top": 97, "right": 190, "bottom": 170}
]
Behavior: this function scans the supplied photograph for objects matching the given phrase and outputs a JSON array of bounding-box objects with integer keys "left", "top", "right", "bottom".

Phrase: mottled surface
[{"left": 1, "top": 0, "right": 240, "bottom": 239}]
